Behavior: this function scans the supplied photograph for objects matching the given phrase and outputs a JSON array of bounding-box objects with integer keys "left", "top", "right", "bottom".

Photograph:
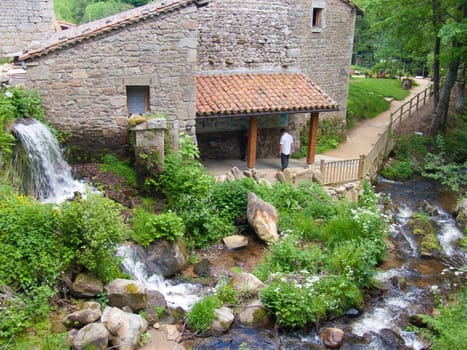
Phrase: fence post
[
  {"left": 384, "top": 113, "right": 393, "bottom": 156},
  {"left": 408, "top": 99, "right": 413, "bottom": 118},
  {"left": 357, "top": 154, "right": 365, "bottom": 180},
  {"left": 416, "top": 93, "right": 420, "bottom": 111},
  {"left": 399, "top": 105, "right": 403, "bottom": 124},
  {"left": 320, "top": 159, "right": 325, "bottom": 183}
]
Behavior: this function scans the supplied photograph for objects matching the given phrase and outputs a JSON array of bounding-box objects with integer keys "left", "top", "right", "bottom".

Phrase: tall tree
[{"left": 353, "top": 0, "right": 467, "bottom": 135}]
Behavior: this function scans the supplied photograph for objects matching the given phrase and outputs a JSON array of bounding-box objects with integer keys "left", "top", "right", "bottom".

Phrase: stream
[
  {"left": 117, "top": 176, "right": 465, "bottom": 349},
  {"left": 12, "top": 118, "right": 464, "bottom": 349}
]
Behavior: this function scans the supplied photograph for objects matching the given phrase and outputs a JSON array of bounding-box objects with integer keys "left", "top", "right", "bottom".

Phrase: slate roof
[
  {"left": 19, "top": 0, "right": 207, "bottom": 61},
  {"left": 196, "top": 73, "right": 338, "bottom": 117}
]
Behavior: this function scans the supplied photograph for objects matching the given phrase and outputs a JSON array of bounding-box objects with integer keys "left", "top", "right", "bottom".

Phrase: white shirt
[{"left": 280, "top": 132, "right": 294, "bottom": 155}]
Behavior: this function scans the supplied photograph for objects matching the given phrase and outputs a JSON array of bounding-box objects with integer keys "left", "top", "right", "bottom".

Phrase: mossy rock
[
  {"left": 408, "top": 213, "right": 441, "bottom": 257},
  {"left": 128, "top": 116, "right": 148, "bottom": 127}
]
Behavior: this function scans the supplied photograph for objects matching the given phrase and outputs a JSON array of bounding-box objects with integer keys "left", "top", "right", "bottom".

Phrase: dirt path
[{"left": 321, "top": 78, "right": 432, "bottom": 160}]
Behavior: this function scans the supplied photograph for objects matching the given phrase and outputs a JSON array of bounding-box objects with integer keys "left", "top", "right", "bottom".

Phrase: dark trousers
[{"left": 281, "top": 153, "right": 290, "bottom": 171}]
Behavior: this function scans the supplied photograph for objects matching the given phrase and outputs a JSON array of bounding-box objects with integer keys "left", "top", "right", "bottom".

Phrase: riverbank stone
[{"left": 247, "top": 192, "right": 279, "bottom": 242}]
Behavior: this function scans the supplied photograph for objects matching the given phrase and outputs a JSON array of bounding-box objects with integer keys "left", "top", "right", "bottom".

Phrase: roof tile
[{"left": 196, "top": 73, "right": 338, "bottom": 117}]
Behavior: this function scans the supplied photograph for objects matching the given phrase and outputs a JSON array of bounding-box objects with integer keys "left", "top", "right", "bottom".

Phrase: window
[
  {"left": 311, "top": 0, "right": 326, "bottom": 31},
  {"left": 312, "top": 8, "right": 323, "bottom": 28},
  {"left": 126, "top": 86, "right": 149, "bottom": 115}
]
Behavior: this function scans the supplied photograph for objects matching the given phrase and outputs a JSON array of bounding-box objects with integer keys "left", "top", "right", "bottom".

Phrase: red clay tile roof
[
  {"left": 20, "top": 0, "right": 205, "bottom": 61},
  {"left": 196, "top": 73, "right": 338, "bottom": 117}
]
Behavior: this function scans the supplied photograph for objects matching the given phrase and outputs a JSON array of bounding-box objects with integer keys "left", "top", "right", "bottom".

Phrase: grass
[
  {"left": 99, "top": 154, "right": 137, "bottom": 188},
  {"left": 347, "top": 77, "right": 411, "bottom": 128}
]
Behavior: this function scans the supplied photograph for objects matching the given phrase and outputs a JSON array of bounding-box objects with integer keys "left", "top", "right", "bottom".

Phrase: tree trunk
[
  {"left": 430, "top": 57, "right": 461, "bottom": 135},
  {"left": 431, "top": 0, "right": 442, "bottom": 107},
  {"left": 455, "top": 65, "right": 465, "bottom": 114}
]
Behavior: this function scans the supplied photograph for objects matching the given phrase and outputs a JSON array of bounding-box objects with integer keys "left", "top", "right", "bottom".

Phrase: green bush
[
  {"left": 172, "top": 194, "right": 234, "bottom": 248},
  {"left": 131, "top": 208, "right": 185, "bottom": 246},
  {"left": 326, "top": 239, "right": 385, "bottom": 287},
  {"left": 100, "top": 154, "right": 137, "bottom": 188},
  {"left": 0, "top": 86, "right": 46, "bottom": 158},
  {"left": 186, "top": 295, "right": 220, "bottom": 333},
  {"left": 260, "top": 272, "right": 362, "bottom": 329},
  {"left": 254, "top": 234, "right": 325, "bottom": 281},
  {"left": 0, "top": 194, "right": 65, "bottom": 290},
  {"left": 414, "top": 290, "right": 467, "bottom": 350},
  {"left": 422, "top": 136, "right": 467, "bottom": 192},
  {"left": 0, "top": 285, "right": 54, "bottom": 345},
  {"left": 210, "top": 178, "right": 256, "bottom": 222},
  {"left": 381, "top": 159, "right": 413, "bottom": 180},
  {"left": 157, "top": 135, "right": 215, "bottom": 203},
  {"left": 58, "top": 194, "right": 129, "bottom": 282}
]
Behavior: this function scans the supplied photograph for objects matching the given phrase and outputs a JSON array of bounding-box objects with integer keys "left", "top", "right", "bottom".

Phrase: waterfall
[{"left": 12, "top": 118, "right": 87, "bottom": 203}]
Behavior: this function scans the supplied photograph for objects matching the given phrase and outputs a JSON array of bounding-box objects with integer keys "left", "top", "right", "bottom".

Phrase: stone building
[
  {"left": 0, "top": 0, "right": 57, "bottom": 56},
  {"left": 16, "top": 0, "right": 360, "bottom": 165}
]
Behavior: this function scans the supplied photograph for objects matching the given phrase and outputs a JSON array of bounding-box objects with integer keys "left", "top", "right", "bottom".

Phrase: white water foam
[
  {"left": 117, "top": 245, "right": 203, "bottom": 310},
  {"left": 434, "top": 209, "right": 464, "bottom": 256}
]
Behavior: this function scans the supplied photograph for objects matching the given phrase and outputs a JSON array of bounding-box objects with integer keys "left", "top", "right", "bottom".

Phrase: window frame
[
  {"left": 126, "top": 85, "right": 150, "bottom": 115},
  {"left": 311, "top": 0, "right": 326, "bottom": 32}
]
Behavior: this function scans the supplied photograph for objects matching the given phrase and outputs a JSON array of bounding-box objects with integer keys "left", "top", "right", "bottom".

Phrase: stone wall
[
  {"left": 197, "top": 0, "right": 356, "bottom": 157},
  {"left": 23, "top": 7, "right": 198, "bottom": 157},
  {"left": 0, "top": 0, "right": 56, "bottom": 56},
  {"left": 198, "top": 0, "right": 356, "bottom": 120}
]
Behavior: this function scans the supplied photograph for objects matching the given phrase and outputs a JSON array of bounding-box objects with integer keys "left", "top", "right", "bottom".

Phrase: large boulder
[
  {"left": 237, "top": 299, "right": 269, "bottom": 327},
  {"left": 230, "top": 272, "right": 265, "bottom": 296},
  {"left": 211, "top": 306, "right": 235, "bottom": 333},
  {"left": 65, "top": 301, "right": 102, "bottom": 329},
  {"left": 105, "top": 279, "right": 161, "bottom": 312},
  {"left": 71, "top": 322, "right": 109, "bottom": 350},
  {"left": 247, "top": 192, "right": 279, "bottom": 242},
  {"left": 102, "top": 306, "right": 148, "bottom": 350},
  {"left": 71, "top": 273, "right": 104, "bottom": 297},
  {"left": 145, "top": 240, "right": 188, "bottom": 278}
]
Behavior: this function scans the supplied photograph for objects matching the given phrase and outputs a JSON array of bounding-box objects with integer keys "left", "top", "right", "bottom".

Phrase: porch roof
[{"left": 196, "top": 73, "right": 339, "bottom": 118}]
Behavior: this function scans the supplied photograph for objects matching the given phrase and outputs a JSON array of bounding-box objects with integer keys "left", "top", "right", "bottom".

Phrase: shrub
[
  {"left": 381, "top": 159, "right": 413, "bottom": 180},
  {"left": 0, "top": 194, "right": 65, "bottom": 290},
  {"left": 0, "top": 285, "right": 54, "bottom": 345},
  {"left": 422, "top": 136, "right": 467, "bottom": 192},
  {"left": 326, "top": 239, "right": 385, "bottom": 287},
  {"left": 0, "top": 86, "right": 46, "bottom": 159},
  {"left": 171, "top": 193, "right": 234, "bottom": 248},
  {"left": 210, "top": 178, "right": 256, "bottom": 222},
  {"left": 260, "top": 272, "right": 362, "bottom": 329},
  {"left": 186, "top": 295, "right": 220, "bottom": 333},
  {"left": 157, "top": 135, "right": 215, "bottom": 203},
  {"left": 254, "top": 234, "right": 325, "bottom": 281},
  {"left": 415, "top": 290, "right": 467, "bottom": 350},
  {"left": 58, "top": 194, "right": 129, "bottom": 282},
  {"left": 131, "top": 208, "right": 185, "bottom": 246}
]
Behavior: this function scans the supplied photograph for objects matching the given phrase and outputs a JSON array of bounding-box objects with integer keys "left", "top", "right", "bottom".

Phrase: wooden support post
[
  {"left": 306, "top": 112, "right": 319, "bottom": 164},
  {"left": 416, "top": 93, "right": 420, "bottom": 111},
  {"left": 246, "top": 116, "right": 258, "bottom": 169}
]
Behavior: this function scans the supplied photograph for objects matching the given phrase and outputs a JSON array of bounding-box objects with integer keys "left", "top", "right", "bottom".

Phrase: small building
[{"left": 15, "top": 0, "right": 360, "bottom": 166}]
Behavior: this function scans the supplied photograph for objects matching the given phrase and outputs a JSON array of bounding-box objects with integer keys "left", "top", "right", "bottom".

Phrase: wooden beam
[
  {"left": 247, "top": 116, "right": 258, "bottom": 168},
  {"left": 306, "top": 112, "right": 319, "bottom": 164}
]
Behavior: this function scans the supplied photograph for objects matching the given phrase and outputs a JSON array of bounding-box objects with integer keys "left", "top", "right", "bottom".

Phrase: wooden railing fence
[{"left": 320, "top": 84, "right": 433, "bottom": 185}]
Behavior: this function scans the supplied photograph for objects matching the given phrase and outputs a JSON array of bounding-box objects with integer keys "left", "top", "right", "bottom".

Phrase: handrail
[{"left": 320, "top": 83, "right": 433, "bottom": 185}]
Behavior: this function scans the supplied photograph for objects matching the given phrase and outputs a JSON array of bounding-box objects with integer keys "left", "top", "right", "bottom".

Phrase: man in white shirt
[{"left": 279, "top": 128, "right": 294, "bottom": 171}]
